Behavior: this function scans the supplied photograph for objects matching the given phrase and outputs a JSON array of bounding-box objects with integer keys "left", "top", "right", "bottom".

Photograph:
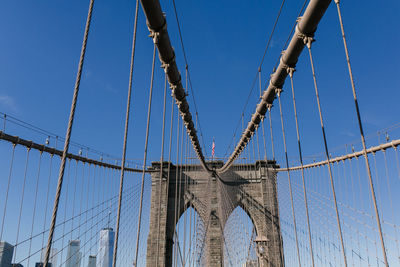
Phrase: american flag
[{"left": 212, "top": 139, "right": 215, "bottom": 158}]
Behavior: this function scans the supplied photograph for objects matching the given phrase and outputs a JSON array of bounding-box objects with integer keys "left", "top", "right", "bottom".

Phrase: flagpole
[{"left": 212, "top": 137, "right": 215, "bottom": 162}]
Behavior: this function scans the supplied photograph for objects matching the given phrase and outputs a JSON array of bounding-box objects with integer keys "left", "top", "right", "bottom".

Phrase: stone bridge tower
[{"left": 146, "top": 161, "right": 283, "bottom": 267}]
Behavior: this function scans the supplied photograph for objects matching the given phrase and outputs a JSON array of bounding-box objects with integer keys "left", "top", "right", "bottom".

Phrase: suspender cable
[
  {"left": 43, "top": 0, "right": 94, "bottom": 264},
  {"left": 288, "top": 69, "right": 315, "bottom": 266},
  {"left": 218, "top": 0, "right": 332, "bottom": 173},
  {"left": 171, "top": 0, "right": 208, "bottom": 158},
  {"left": 41, "top": 153, "right": 54, "bottom": 251},
  {"left": 173, "top": 111, "right": 181, "bottom": 266},
  {"left": 276, "top": 90, "right": 302, "bottom": 267},
  {"left": 306, "top": 43, "right": 347, "bottom": 267},
  {"left": 155, "top": 74, "right": 168, "bottom": 265},
  {"left": 161, "top": 98, "right": 175, "bottom": 266},
  {"left": 139, "top": 0, "right": 210, "bottom": 172},
  {"left": 113, "top": 0, "right": 140, "bottom": 265},
  {"left": 134, "top": 43, "right": 157, "bottom": 266},
  {"left": 182, "top": 65, "right": 189, "bottom": 266},
  {"left": 27, "top": 151, "right": 43, "bottom": 267},
  {"left": 334, "top": 1, "right": 388, "bottom": 265},
  {"left": 14, "top": 148, "right": 31, "bottom": 262},
  {"left": 268, "top": 108, "right": 276, "bottom": 162}
]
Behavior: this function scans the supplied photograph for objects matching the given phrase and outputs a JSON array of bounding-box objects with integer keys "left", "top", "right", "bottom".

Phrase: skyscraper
[
  {"left": 40, "top": 248, "right": 58, "bottom": 267},
  {"left": 0, "top": 241, "right": 14, "bottom": 267},
  {"left": 96, "top": 228, "right": 114, "bottom": 267},
  {"left": 66, "top": 240, "right": 81, "bottom": 267},
  {"left": 87, "top": 255, "right": 96, "bottom": 267}
]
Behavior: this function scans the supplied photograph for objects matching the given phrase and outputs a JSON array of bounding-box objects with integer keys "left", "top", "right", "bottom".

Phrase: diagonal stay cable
[
  {"left": 134, "top": 43, "right": 157, "bottom": 266},
  {"left": 140, "top": 0, "right": 210, "bottom": 172},
  {"left": 218, "top": 0, "right": 333, "bottom": 173},
  {"left": 223, "top": 0, "right": 287, "bottom": 159},
  {"left": 171, "top": 0, "right": 208, "bottom": 157},
  {"left": 225, "top": 0, "right": 308, "bottom": 162},
  {"left": 334, "top": 1, "right": 388, "bottom": 265},
  {"left": 112, "top": 0, "right": 140, "bottom": 265},
  {"left": 43, "top": 0, "right": 95, "bottom": 265}
]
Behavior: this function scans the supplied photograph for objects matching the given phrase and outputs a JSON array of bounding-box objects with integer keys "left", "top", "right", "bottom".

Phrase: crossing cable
[
  {"left": 305, "top": 39, "right": 347, "bottom": 266},
  {"left": 293, "top": 180, "right": 385, "bottom": 262},
  {"left": 112, "top": 0, "right": 140, "bottom": 265},
  {"left": 43, "top": 0, "right": 94, "bottom": 263},
  {"left": 18, "top": 181, "right": 139, "bottom": 264},
  {"left": 382, "top": 150, "right": 400, "bottom": 260},
  {"left": 77, "top": 161, "right": 87, "bottom": 241},
  {"left": 0, "top": 144, "right": 15, "bottom": 241},
  {"left": 218, "top": 0, "right": 332, "bottom": 173},
  {"left": 276, "top": 90, "right": 302, "bottom": 267},
  {"left": 51, "top": 184, "right": 140, "bottom": 267},
  {"left": 219, "top": 181, "right": 246, "bottom": 264},
  {"left": 70, "top": 160, "right": 79, "bottom": 242},
  {"left": 14, "top": 148, "right": 31, "bottom": 262},
  {"left": 287, "top": 68, "right": 315, "bottom": 266},
  {"left": 134, "top": 43, "right": 157, "bottom": 266},
  {"left": 334, "top": 0, "right": 388, "bottom": 265},
  {"left": 139, "top": 0, "right": 210, "bottom": 172},
  {"left": 354, "top": 156, "right": 373, "bottom": 266},
  {"left": 173, "top": 230, "right": 185, "bottom": 266},
  {"left": 41, "top": 153, "right": 54, "bottom": 252},
  {"left": 59, "top": 159, "right": 71, "bottom": 263},
  {"left": 395, "top": 147, "right": 400, "bottom": 181},
  {"left": 27, "top": 151, "right": 43, "bottom": 267}
]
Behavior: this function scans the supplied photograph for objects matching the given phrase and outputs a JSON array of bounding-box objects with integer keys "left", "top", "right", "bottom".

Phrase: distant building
[
  {"left": 242, "top": 260, "right": 258, "bottom": 267},
  {"left": 0, "top": 241, "right": 14, "bottom": 267},
  {"left": 96, "top": 228, "right": 114, "bottom": 267},
  {"left": 40, "top": 248, "right": 58, "bottom": 267},
  {"left": 87, "top": 255, "right": 96, "bottom": 267},
  {"left": 66, "top": 240, "right": 81, "bottom": 267}
]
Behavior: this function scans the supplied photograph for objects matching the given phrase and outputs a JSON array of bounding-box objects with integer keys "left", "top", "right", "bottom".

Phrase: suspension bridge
[{"left": 0, "top": 0, "right": 399, "bottom": 266}]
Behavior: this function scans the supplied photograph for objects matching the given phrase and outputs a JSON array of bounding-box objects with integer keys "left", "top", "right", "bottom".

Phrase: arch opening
[
  {"left": 171, "top": 206, "right": 205, "bottom": 267},
  {"left": 223, "top": 206, "right": 258, "bottom": 267}
]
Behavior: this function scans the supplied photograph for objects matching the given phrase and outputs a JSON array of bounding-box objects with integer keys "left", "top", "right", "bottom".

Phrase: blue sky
[
  {"left": 0, "top": 0, "right": 400, "bottom": 266},
  {"left": 0, "top": 0, "right": 399, "bottom": 164}
]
